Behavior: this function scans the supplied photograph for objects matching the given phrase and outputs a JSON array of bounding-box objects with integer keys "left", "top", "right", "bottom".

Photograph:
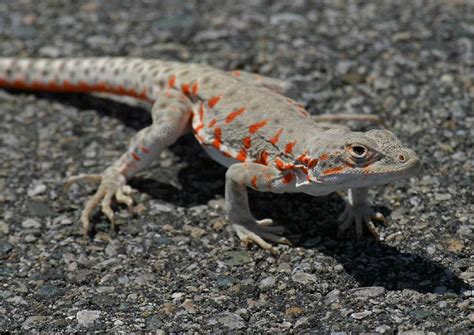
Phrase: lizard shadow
[
  {"left": 13, "top": 90, "right": 470, "bottom": 295},
  {"left": 247, "top": 191, "right": 470, "bottom": 294}
]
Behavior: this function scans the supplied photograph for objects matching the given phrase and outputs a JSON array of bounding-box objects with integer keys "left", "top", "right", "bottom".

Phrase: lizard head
[{"left": 307, "top": 129, "right": 420, "bottom": 189}]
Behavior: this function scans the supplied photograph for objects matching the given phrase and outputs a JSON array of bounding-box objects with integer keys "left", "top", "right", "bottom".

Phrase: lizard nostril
[{"left": 398, "top": 154, "right": 405, "bottom": 162}]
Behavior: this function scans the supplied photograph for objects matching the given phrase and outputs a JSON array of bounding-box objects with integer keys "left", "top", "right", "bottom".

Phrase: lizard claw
[
  {"left": 66, "top": 167, "right": 135, "bottom": 238},
  {"left": 337, "top": 202, "right": 385, "bottom": 239},
  {"left": 233, "top": 219, "right": 292, "bottom": 254}
]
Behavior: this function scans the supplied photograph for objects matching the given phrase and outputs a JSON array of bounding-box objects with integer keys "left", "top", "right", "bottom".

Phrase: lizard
[{"left": 0, "top": 57, "right": 420, "bottom": 251}]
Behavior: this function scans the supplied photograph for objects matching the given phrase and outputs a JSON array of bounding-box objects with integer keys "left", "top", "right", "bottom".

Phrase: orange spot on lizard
[
  {"left": 322, "top": 166, "right": 345, "bottom": 175},
  {"left": 285, "top": 141, "right": 296, "bottom": 154},
  {"left": 250, "top": 175, "right": 258, "bottom": 189},
  {"left": 191, "top": 82, "right": 199, "bottom": 95},
  {"left": 168, "top": 74, "right": 176, "bottom": 88},
  {"left": 282, "top": 173, "right": 294, "bottom": 184},
  {"left": 181, "top": 83, "right": 190, "bottom": 95},
  {"left": 254, "top": 150, "right": 269, "bottom": 165},
  {"left": 269, "top": 128, "right": 283, "bottom": 145},
  {"left": 249, "top": 119, "right": 268, "bottom": 134},
  {"left": 208, "top": 95, "right": 221, "bottom": 108},
  {"left": 225, "top": 107, "right": 246, "bottom": 124},
  {"left": 131, "top": 152, "right": 141, "bottom": 161},
  {"left": 213, "top": 127, "right": 222, "bottom": 149},
  {"left": 235, "top": 148, "right": 247, "bottom": 161},
  {"left": 242, "top": 136, "right": 251, "bottom": 149},
  {"left": 208, "top": 118, "right": 217, "bottom": 128}
]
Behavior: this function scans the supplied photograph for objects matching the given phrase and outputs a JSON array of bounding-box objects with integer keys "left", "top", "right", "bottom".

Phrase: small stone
[
  {"left": 21, "top": 218, "right": 42, "bottom": 229},
  {"left": 24, "top": 234, "right": 37, "bottom": 243},
  {"left": 469, "top": 312, "right": 474, "bottom": 322},
  {"left": 27, "top": 201, "right": 56, "bottom": 217},
  {"left": 146, "top": 315, "right": 163, "bottom": 330},
  {"left": 208, "top": 198, "right": 225, "bottom": 210},
  {"left": 278, "top": 262, "right": 291, "bottom": 273},
  {"left": 211, "top": 218, "right": 227, "bottom": 231},
  {"left": 218, "top": 312, "right": 245, "bottom": 330},
  {"left": 350, "top": 310, "right": 372, "bottom": 320},
  {"left": 285, "top": 306, "right": 304, "bottom": 317},
  {"left": 441, "top": 237, "right": 464, "bottom": 252},
  {"left": 22, "top": 315, "right": 47, "bottom": 328},
  {"left": 223, "top": 251, "right": 252, "bottom": 266},
  {"left": 182, "top": 299, "right": 196, "bottom": 313},
  {"left": 259, "top": 276, "right": 276, "bottom": 289},
  {"left": 353, "top": 286, "right": 385, "bottom": 298},
  {"left": 399, "top": 330, "right": 425, "bottom": 335},
  {"left": 342, "top": 72, "right": 365, "bottom": 85},
  {"left": 36, "top": 284, "right": 63, "bottom": 299},
  {"left": 0, "top": 242, "right": 13, "bottom": 255},
  {"left": 374, "top": 77, "right": 391, "bottom": 90},
  {"left": 0, "top": 221, "right": 9, "bottom": 235},
  {"left": 324, "top": 289, "right": 340, "bottom": 305},
  {"left": 7, "top": 296, "right": 28, "bottom": 305},
  {"left": 114, "top": 319, "right": 124, "bottom": 327},
  {"left": 375, "top": 325, "right": 392, "bottom": 333},
  {"left": 76, "top": 310, "right": 101, "bottom": 327},
  {"left": 292, "top": 272, "right": 317, "bottom": 285},
  {"left": 437, "top": 301, "right": 448, "bottom": 308},
  {"left": 27, "top": 184, "right": 47, "bottom": 197},
  {"left": 149, "top": 201, "right": 174, "bottom": 213},
  {"left": 162, "top": 303, "right": 175, "bottom": 316},
  {"left": 294, "top": 316, "right": 310, "bottom": 328}
]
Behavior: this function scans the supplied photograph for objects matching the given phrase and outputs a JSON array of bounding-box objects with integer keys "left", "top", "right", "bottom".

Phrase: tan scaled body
[{"left": 0, "top": 57, "right": 420, "bottom": 251}]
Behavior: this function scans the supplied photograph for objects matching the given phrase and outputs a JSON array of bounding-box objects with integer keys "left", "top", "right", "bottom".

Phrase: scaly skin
[{"left": 0, "top": 57, "right": 420, "bottom": 251}]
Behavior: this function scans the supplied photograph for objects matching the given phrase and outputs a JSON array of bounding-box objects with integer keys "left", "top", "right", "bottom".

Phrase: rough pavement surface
[{"left": 0, "top": 0, "right": 473, "bottom": 333}]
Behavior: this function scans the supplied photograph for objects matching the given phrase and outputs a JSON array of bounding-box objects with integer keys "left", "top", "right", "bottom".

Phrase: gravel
[{"left": 0, "top": 0, "right": 472, "bottom": 333}]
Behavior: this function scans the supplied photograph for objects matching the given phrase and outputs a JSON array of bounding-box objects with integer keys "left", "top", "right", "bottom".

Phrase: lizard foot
[
  {"left": 65, "top": 167, "right": 135, "bottom": 238},
  {"left": 233, "top": 220, "right": 292, "bottom": 254},
  {"left": 337, "top": 203, "right": 386, "bottom": 239}
]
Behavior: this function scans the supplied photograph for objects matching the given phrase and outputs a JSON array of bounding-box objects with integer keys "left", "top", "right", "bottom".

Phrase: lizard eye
[{"left": 349, "top": 144, "right": 368, "bottom": 158}]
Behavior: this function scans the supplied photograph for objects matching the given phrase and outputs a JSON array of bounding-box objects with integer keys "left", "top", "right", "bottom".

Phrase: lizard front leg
[
  {"left": 66, "top": 90, "right": 192, "bottom": 238},
  {"left": 337, "top": 187, "right": 386, "bottom": 239},
  {"left": 225, "top": 162, "right": 293, "bottom": 252}
]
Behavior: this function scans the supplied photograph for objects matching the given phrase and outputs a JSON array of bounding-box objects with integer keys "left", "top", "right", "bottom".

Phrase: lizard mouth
[{"left": 319, "top": 156, "right": 421, "bottom": 186}]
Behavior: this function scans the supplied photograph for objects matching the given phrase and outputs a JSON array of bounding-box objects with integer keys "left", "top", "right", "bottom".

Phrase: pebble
[
  {"left": 353, "top": 286, "right": 385, "bottom": 298},
  {"left": 259, "top": 276, "right": 276, "bottom": 289},
  {"left": 375, "top": 325, "right": 392, "bottom": 333},
  {"left": 218, "top": 312, "right": 245, "bottom": 330},
  {"left": 27, "top": 184, "right": 47, "bottom": 197},
  {"left": 324, "top": 289, "right": 340, "bottom": 305},
  {"left": 292, "top": 272, "right": 317, "bottom": 285},
  {"left": 350, "top": 310, "right": 372, "bottom": 320},
  {"left": 22, "top": 315, "right": 47, "bottom": 328},
  {"left": 285, "top": 306, "right": 304, "bottom": 317},
  {"left": 21, "top": 218, "right": 42, "bottom": 229},
  {"left": 76, "top": 310, "right": 101, "bottom": 327}
]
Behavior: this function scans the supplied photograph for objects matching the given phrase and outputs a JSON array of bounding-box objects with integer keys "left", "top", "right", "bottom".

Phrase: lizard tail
[{"left": 0, "top": 57, "right": 155, "bottom": 101}]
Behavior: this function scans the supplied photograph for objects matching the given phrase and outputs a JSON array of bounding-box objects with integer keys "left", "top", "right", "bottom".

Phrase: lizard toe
[
  {"left": 256, "top": 218, "right": 274, "bottom": 226},
  {"left": 65, "top": 174, "right": 102, "bottom": 189},
  {"left": 338, "top": 202, "right": 382, "bottom": 239},
  {"left": 115, "top": 187, "right": 134, "bottom": 214},
  {"left": 233, "top": 224, "right": 275, "bottom": 253},
  {"left": 101, "top": 192, "right": 115, "bottom": 231}
]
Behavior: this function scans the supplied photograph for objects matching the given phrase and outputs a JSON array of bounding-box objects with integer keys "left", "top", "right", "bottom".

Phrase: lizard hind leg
[
  {"left": 225, "top": 163, "right": 293, "bottom": 253},
  {"left": 66, "top": 90, "right": 193, "bottom": 239}
]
